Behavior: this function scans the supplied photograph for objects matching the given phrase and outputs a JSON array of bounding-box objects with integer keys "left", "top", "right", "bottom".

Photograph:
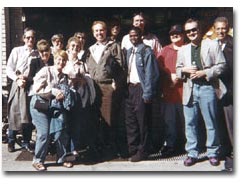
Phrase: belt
[
  {"left": 193, "top": 79, "right": 211, "bottom": 86},
  {"left": 128, "top": 83, "right": 140, "bottom": 87},
  {"left": 95, "top": 79, "right": 113, "bottom": 84}
]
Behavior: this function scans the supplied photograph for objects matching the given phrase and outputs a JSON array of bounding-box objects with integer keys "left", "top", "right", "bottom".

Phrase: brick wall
[
  {"left": 1, "top": 7, "right": 24, "bottom": 117},
  {"left": 1, "top": 8, "right": 7, "bottom": 89},
  {"left": 1, "top": 8, "right": 24, "bottom": 93}
]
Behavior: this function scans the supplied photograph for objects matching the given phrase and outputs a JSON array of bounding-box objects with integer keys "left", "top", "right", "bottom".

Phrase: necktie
[{"left": 127, "top": 48, "right": 135, "bottom": 83}]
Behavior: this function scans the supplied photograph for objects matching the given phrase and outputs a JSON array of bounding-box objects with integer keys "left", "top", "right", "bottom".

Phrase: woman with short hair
[{"left": 30, "top": 50, "right": 73, "bottom": 171}]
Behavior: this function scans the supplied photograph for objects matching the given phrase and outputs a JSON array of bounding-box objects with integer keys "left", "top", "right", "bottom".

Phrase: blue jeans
[
  {"left": 30, "top": 95, "right": 68, "bottom": 164},
  {"left": 160, "top": 102, "right": 184, "bottom": 147},
  {"left": 184, "top": 84, "right": 220, "bottom": 158}
]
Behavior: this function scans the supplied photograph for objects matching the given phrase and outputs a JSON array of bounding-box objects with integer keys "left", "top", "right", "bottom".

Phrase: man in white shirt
[
  {"left": 6, "top": 27, "right": 38, "bottom": 153},
  {"left": 121, "top": 12, "right": 162, "bottom": 57},
  {"left": 125, "top": 26, "right": 159, "bottom": 162}
]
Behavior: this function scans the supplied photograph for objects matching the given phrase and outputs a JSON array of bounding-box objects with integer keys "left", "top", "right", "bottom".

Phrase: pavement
[{"left": 1, "top": 142, "right": 227, "bottom": 172}]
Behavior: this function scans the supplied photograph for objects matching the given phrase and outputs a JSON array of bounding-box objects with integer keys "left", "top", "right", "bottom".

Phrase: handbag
[{"left": 34, "top": 96, "right": 50, "bottom": 112}]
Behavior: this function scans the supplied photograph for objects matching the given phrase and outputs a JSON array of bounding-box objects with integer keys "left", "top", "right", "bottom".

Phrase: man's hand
[
  {"left": 190, "top": 70, "right": 206, "bottom": 80},
  {"left": 55, "top": 90, "right": 64, "bottom": 101},
  {"left": 182, "top": 66, "right": 198, "bottom": 74},
  {"left": 16, "top": 78, "right": 26, "bottom": 88},
  {"left": 171, "top": 73, "right": 179, "bottom": 86},
  {"left": 16, "top": 74, "right": 27, "bottom": 88}
]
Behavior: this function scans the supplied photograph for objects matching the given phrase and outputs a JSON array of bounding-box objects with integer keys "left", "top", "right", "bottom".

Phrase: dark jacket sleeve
[
  {"left": 142, "top": 48, "right": 159, "bottom": 101},
  {"left": 26, "top": 58, "right": 38, "bottom": 90}
]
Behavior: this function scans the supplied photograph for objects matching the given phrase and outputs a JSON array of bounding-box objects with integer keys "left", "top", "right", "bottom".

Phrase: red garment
[{"left": 157, "top": 44, "right": 183, "bottom": 103}]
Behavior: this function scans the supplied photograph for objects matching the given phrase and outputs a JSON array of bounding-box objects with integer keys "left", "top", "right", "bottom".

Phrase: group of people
[{"left": 5, "top": 12, "right": 233, "bottom": 171}]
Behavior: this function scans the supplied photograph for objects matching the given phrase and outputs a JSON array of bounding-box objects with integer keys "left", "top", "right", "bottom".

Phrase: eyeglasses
[
  {"left": 185, "top": 28, "right": 198, "bottom": 34},
  {"left": 77, "top": 36, "right": 85, "bottom": 39},
  {"left": 39, "top": 49, "right": 49, "bottom": 53},
  {"left": 25, "top": 36, "right": 35, "bottom": 40}
]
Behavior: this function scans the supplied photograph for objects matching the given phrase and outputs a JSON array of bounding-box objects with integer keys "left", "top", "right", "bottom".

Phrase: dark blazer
[
  {"left": 27, "top": 55, "right": 54, "bottom": 90},
  {"left": 220, "top": 35, "right": 233, "bottom": 106}
]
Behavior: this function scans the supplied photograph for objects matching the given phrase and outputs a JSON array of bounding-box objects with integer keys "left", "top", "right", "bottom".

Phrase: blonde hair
[
  {"left": 91, "top": 21, "right": 107, "bottom": 32},
  {"left": 51, "top": 34, "right": 64, "bottom": 42},
  {"left": 53, "top": 50, "right": 68, "bottom": 61},
  {"left": 66, "top": 36, "right": 81, "bottom": 50},
  {"left": 37, "top": 39, "right": 50, "bottom": 52}
]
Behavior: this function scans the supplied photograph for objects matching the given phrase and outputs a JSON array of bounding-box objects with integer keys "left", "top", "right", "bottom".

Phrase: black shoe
[
  {"left": 184, "top": 156, "right": 197, "bottom": 166},
  {"left": 159, "top": 146, "right": 174, "bottom": 157},
  {"left": 8, "top": 143, "right": 15, "bottom": 152},
  {"left": 22, "top": 145, "right": 34, "bottom": 154},
  {"left": 130, "top": 152, "right": 148, "bottom": 162},
  {"left": 224, "top": 156, "right": 233, "bottom": 170}
]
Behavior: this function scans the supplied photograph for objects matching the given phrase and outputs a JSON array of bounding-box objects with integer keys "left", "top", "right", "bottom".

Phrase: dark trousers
[
  {"left": 95, "top": 83, "right": 114, "bottom": 146},
  {"left": 8, "top": 123, "right": 33, "bottom": 147},
  {"left": 125, "top": 84, "right": 151, "bottom": 155},
  {"left": 223, "top": 104, "right": 233, "bottom": 146}
]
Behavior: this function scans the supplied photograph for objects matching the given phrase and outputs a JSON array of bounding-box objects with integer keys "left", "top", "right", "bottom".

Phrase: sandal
[
  {"left": 32, "top": 162, "right": 46, "bottom": 171},
  {"left": 63, "top": 162, "right": 73, "bottom": 168}
]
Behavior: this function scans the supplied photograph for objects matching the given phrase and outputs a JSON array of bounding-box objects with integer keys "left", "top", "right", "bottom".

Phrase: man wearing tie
[{"left": 125, "top": 26, "right": 159, "bottom": 162}]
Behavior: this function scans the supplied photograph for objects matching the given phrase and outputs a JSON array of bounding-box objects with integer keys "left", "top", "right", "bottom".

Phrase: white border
[{"left": 1, "top": 0, "right": 247, "bottom": 184}]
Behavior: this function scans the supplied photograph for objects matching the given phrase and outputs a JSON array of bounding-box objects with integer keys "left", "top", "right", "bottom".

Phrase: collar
[
  {"left": 191, "top": 43, "right": 201, "bottom": 49},
  {"left": 68, "top": 58, "right": 80, "bottom": 65},
  {"left": 24, "top": 45, "right": 34, "bottom": 52},
  {"left": 52, "top": 66, "right": 62, "bottom": 76}
]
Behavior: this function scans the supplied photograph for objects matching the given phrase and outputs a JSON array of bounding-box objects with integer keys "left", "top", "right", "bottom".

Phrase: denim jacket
[
  {"left": 126, "top": 43, "right": 159, "bottom": 101},
  {"left": 49, "top": 83, "right": 75, "bottom": 134}
]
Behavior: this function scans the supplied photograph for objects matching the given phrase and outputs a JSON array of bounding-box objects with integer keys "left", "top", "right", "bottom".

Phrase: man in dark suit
[{"left": 214, "top": 16, "right": 233, "bottom": 171}]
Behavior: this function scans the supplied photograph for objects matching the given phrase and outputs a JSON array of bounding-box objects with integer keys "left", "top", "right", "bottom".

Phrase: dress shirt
[
  {"left": 77, "top": 50, "right": 85, "bottom": 60},
  {"left": 63, "top": 59, "right": 85, "bottom": 78},
  {"left": 89, "top": 42, "right": 107, "bottom": 63},
  {"left": 121, "top": 33, "right": 162, "bottom": 57},
  {"left": 218, "top": 40, "right": 227, "bottom": 51},
  {"left": 128, "top": 47, "right": 140, "bottom": 84},
  {"left": 6, "top": 45, "right": 38, "bottom": 81}
]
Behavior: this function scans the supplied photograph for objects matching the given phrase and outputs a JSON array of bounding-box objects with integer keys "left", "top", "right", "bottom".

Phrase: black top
[{"left": 27, "top": 55, "right": 54, "bottom": 90}]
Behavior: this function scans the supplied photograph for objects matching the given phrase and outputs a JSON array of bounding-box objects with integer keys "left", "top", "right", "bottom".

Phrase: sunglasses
[
  {"left": 39, "top": 49, "right": 50, "bottom": 53},
  {"left": 185, "top": 27, "right": 198, "bottom": 34},
  {"left": 25, "top": 36, "right": 35, "bottom": 40}
]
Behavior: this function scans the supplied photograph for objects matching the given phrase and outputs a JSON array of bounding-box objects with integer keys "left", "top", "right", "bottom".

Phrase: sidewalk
[{"left": 2, "top": 143, "right": 226, "bottom": 172}]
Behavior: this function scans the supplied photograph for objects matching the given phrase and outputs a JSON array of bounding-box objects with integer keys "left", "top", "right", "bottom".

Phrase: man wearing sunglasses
[{"left": 176, "top": 18, "right": 226, "bottom": 167}]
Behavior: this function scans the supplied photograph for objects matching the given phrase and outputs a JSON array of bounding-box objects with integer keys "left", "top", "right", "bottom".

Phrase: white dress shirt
[
  {"left": 121, "top": 33, "right": 162, "bottom": 57},
  {"left": 128, "top": 47, "right": 140, "bottom": 84},
  {"left": 6, "top": 45, "right": 38, "bottom": 81},
  {"left": 89, "top": 42, "right": 107, "bottom": 64}
]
